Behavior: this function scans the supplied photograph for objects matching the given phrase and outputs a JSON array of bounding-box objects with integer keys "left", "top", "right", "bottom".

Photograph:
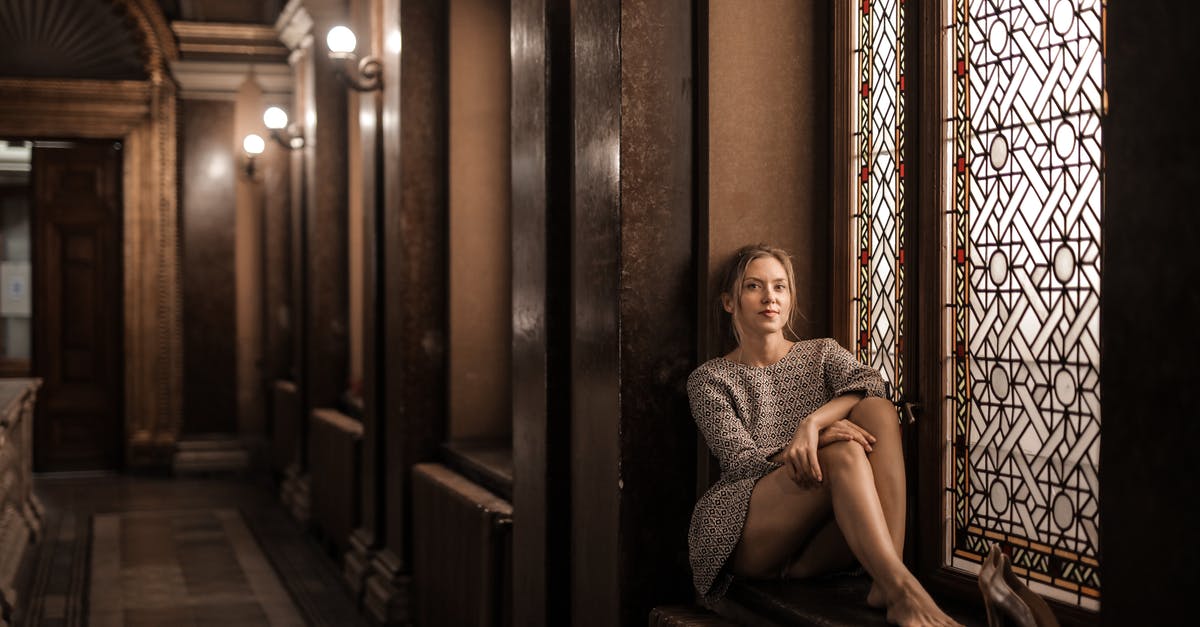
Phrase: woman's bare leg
[
  {"left": 733, "top": 441, "right": 958, "bottom": 626},
  {"left": 847, "top": 397, "right": 907, "bottom": 606}
]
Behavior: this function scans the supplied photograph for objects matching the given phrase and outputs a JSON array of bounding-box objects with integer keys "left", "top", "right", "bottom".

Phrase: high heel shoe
[
  {"left": 998, "top": 552, "right": 1060, "bottom": 627},
  {"left": 978, "top": 545, "right": 1037, "bottom": 627}
]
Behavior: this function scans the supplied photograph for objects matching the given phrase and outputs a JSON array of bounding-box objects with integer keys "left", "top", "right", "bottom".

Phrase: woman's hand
[
  {"left": 776, "top": 420, "right": 823, "bottom": 487},
  {"left": 818, "top": 419, "right": 876, "bottom": 453}
]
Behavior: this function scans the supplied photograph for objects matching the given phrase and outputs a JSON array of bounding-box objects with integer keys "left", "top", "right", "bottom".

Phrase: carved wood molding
[{"left": 0, "top": 76, "right": 181, "bottom": 468}]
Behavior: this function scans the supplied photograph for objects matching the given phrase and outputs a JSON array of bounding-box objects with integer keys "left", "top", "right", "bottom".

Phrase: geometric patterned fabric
[
  {"left": 946, "top": 0, "right": 1103, "bottom": 611},
  {"left": 854, "top": 0, "right": 906, "bottom": 399}
]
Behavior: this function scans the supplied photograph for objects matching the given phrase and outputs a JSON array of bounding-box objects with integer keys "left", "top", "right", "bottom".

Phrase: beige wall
[
  {"left": 448, "top": 0, "right": 512, "bottom": 440},
  {"left": 706, "top": 0, "right": 830, "bottom": 351},
  {"left": 235, "top": 75, "right": 266, "bottom": 436}
]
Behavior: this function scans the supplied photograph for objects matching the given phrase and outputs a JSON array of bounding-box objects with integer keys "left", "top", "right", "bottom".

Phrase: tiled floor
[{"left": 12, "top": 475, "right": 370, "bottom": 627}]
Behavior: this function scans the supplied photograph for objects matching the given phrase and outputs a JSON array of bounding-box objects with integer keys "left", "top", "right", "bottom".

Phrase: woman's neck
[{"left": 731, "top": 333, "right": 793, "bottom": 367}]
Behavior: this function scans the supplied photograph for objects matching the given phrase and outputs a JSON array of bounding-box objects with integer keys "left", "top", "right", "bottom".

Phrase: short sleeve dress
[{"left": 686, "top": 337, "right": 888, "bottom": 602}]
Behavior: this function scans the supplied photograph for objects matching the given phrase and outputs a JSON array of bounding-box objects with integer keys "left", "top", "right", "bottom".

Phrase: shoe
[
  {"left": 998, "top": 552, "right": 1060, "bottom": 627},
  {"left": 979, "top": 545, "right": 1037, "bottom": 627}
]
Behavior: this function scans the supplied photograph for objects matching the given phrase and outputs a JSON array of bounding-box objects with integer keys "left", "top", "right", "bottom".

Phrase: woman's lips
[{"left": 760, "top": 310, "right": 779, "bottom": 317}]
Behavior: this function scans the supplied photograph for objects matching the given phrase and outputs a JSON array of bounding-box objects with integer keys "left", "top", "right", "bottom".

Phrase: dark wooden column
[
  {"left": 567, "top": 2, "right": 700, "bottom": 625},
  {"left": 364, "top": 0, "right": 448, "bottom": 623},
  {"left": 569, "top": 1, "right": 622, "bottom": 625},
  {"left": 345, "top": 0, "right": 384, "bottom": 602},
  {"left": 301, "top": 1, "right": 350, "bottom": 421},
  {"left": 276, "top": 0, "right": 350, "bottom": 522},
  {"left": 614, "top": 1, "right": 698, "bottom": 623},
  {"left": 511, "top": 0, "right": 573, "bottom": 625},
  {"left": 1101, "top": 1, "right": 1200, "bottom": 624}
]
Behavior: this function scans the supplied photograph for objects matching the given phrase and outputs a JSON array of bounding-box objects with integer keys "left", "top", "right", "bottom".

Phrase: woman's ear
[{"left": 721, "top": 292, "right": 734, "bottom": 314}]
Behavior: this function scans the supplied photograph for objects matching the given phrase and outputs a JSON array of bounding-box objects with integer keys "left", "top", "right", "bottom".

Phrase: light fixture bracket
[{"left": 332, "top": 54, "right": 383, "bottom": 92}]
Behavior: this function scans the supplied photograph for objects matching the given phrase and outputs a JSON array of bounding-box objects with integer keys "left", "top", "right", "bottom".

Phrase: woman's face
[{"left": 724, "top": 255, "right": 792, "bottom": 340}]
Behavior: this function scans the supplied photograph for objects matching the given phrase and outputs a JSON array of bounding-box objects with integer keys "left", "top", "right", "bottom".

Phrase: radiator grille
[
  {"left": 413, "top": 463, "right": 512, "bottom": 627},
  {"left": 309, "top": 408, "right": 362, "bottom": 553}
]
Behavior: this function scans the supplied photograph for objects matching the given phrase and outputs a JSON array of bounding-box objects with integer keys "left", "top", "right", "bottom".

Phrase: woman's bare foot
[{"left": 881, "top": 579, "right": 961, "bottom": 627}]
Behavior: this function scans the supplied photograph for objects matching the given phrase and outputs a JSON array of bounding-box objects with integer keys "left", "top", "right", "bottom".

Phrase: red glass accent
[
  {"left": 955, "top": 341, "right": 966, "bottom": 360},
  {"left": 862, "top": 81, "right": 869, "bottom": 98},
  {"left": 861, "top": 165, "right": 870, "bottom": 182},
  {"left": 957, "top": 59, "right": 966, "bottom": 76},
  {"left": 861, "top": 249, "right": 870, "bottom": 266},
  {"left": 899, "top": 162, "right": 905, "bottom": 178},
  {"left": 898, "top": 247, "right": 905, "bottom": 265},
  {"left": 956, "top": 156, "right": 966, "bottom": 174},
  {"left": 863, "top": 0, "right": 870, "bottom": 16},
  {"left": 956, "top": 247, "right": 965, "bottom": 264},
  {"left": 861, "top": 330, "right": 869, "bottom": 348},
  {"left": 899, "top": 74, "right": 905, "bottom": 92}
]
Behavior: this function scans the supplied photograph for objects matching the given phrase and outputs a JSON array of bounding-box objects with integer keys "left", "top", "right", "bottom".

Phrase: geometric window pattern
[
  {"left": 853, "top": 0, "right": 906, "bottom": 399},
  {"left": 945, "top": 0, "right": 1103, "bottom": 611}
]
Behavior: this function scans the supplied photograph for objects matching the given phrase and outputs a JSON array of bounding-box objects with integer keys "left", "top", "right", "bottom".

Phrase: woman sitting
[{"left": 687, "top": 244, "right": 960, "bottom": 627}]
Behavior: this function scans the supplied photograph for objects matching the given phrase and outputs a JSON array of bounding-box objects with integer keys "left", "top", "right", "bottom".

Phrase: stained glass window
[
  {"left": 853, "top": 0, "right": 906, "bottom": 398},
  {"left": 944, "top": 0, "right": 1103, "bottom": 610}
]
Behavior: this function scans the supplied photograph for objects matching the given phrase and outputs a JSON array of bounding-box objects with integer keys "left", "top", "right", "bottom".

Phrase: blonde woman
[{"left": 687, "top": 244, "right": 959, "bottom": 627}]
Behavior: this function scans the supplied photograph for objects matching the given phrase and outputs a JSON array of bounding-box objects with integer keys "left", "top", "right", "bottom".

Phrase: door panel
[{"left": 33, "top": 141, "right": 123, "bottom": 471}]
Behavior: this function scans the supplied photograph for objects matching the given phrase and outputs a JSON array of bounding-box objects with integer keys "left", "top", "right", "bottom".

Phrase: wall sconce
[
  {"left": 242, "top": 133, "right": 265, "bottom": 178},
  {"left": 326, "top": 25, "right": 382, "bottom": 92},
  {"left": 263, "top": 106, "right": 305, "bottom": 149}
]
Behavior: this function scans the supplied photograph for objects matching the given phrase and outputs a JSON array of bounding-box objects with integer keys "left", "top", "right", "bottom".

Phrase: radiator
[
  {"left": 270, "top": 379, "right": 300, "bottom": 474},
  {"left": 413, "top": 463, "right": 513, "bottom": 627},
  {"left": 309, "top": 408, "right": 362, "bottom": 553}
]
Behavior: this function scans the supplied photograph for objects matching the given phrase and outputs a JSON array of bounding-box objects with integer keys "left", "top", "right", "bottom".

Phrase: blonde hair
[{"left": 718, "top": 243, "right": 799, "bottom": 345}]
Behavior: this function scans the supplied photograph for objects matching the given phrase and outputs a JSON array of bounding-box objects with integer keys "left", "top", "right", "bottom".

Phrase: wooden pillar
[
  {"left": 511, "top": 0, "right": 573, "bottom": 624},
  {"left": 364, "top": 0, "right": 448, "bottom": 623},
  {"left": 569, "top": 1, "right": 622, "bottom": 625},
  {"left": 345, "top": 0, "right": 384, "bottom": 601},
  {"left": 613, "top": 1, "right": 697, "bottom": 623},
  {"left": 276, "top": 0, "right": 350, "bottom": 520}
]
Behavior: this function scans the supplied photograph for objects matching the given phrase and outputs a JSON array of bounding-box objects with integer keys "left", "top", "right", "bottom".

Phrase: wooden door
[{"left": 32, "top": 141, "right": 123, "bottom": 471}]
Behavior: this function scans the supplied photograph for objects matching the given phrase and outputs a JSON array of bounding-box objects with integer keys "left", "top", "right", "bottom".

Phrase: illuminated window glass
[
  {"left": 944, "top": 0, "right": 1103, "bottom": 610},
  {"left": 853, "top": 0, "right": 906, "bottom": 398}
]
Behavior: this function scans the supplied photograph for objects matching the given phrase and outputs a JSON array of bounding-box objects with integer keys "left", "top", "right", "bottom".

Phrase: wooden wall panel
[{"left": 180, "top": 98, "right": 237, "bottom": 435}]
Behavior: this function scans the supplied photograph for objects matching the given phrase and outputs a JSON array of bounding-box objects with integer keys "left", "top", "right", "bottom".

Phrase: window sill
[
  {"left": 714, "top": 574, "right": 987, "bottom": 627},
  {"left": 440, "top": 439, "right": 513, "bottom": 501}
]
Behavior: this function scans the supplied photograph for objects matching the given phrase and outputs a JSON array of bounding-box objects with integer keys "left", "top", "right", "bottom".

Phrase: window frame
[{"left": 835, "top": 2, "right": 1101, "bottom": 624}]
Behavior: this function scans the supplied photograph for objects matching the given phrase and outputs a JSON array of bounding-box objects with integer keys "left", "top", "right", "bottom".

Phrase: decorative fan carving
[{"left": 0, "top": 0, "right": 149, "bottom": 80}]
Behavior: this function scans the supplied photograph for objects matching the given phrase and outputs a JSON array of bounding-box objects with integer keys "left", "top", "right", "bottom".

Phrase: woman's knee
[
  {"left": 849, "top": 396, "right": 900, "bottom": 435},
  {"left": 818, "top": 439, "right": 868, "bottom": 470}
]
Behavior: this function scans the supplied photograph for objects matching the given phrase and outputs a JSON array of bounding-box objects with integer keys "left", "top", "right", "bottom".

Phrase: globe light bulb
[
  {"left": 327, "top": 26, "right": 357, "bottom": 54},
  {"left": 263, "top": 106, "right": 289, "bottom": 130},
  {"left": 243, "top": 133, "right": 265, "bottom": 155}
]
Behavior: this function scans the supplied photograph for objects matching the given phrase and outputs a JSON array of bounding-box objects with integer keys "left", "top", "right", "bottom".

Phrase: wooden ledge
[
  {"left": 714, "top": 575, "right": 987, "bottom": 627},
  {"left": 440, "top": 439, "right": 513, "bottom": 501}
]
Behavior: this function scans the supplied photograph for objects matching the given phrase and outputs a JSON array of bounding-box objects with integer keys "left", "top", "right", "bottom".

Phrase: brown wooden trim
[
  {"left": 693, "top": 0, "right": 716, "bottom": 501},
  {"left": 829, "top": 0, "right": 853, "bottom": 350},
  {"left": 915, "top": 0, "right": 947, "bottom": 590}
]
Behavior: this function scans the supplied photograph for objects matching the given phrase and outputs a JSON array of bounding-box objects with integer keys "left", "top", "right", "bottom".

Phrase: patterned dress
[{"left": 686, "top": 337, "right": 887, "bottom": 602}]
